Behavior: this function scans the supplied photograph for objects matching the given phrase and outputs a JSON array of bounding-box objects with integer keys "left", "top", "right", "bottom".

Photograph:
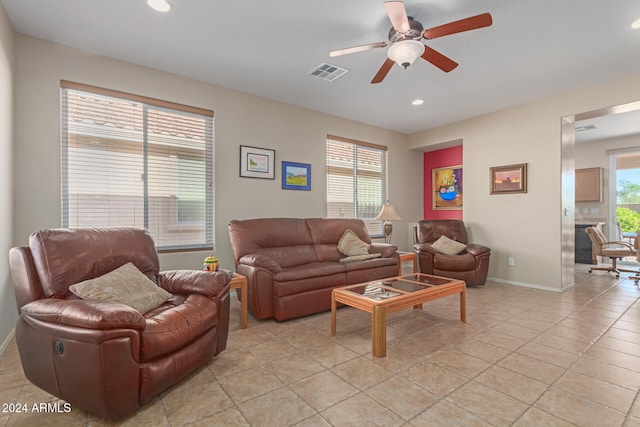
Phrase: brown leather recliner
[
  {"left": 413, "top": 220, "right": 491, "bottom": 286},
  {"left": 9, "top": 227, "right": 231, "bottom": 421}
]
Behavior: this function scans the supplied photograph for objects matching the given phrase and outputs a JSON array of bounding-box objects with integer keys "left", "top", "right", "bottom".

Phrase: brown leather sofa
[
  {"left": 228, "top": 218, "right": 399, "bottom": 321},
  {"left": 9, "top": 227, "right": 231, "bottom": 421},
  {"left": 413, "top": 219, "right": 491, "bottom": 286}
]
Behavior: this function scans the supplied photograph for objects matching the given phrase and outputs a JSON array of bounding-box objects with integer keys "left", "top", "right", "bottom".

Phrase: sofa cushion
[
  {"left": 69, "top": 262, "right": 172, "bottom": 313},
  {"left": 431, "top": 235, "right": 467, "bottom": 255},
  {"left": 338, "top": 230, "right": 370, "bottom": 256},
  {"left": 340, "top": 253, "right": 381, "bottom": 263}
]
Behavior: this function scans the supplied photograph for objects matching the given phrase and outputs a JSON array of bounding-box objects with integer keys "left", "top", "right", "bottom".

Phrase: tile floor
[{"left": 2, "top": 265, "right": 640, "bottom": 426}]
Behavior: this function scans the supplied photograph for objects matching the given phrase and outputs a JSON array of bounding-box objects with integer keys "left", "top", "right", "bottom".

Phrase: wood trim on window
[
  {"left": 327, "top": 134, "right": 388, "bottom": 151},
  {"left": 60, "top": 80, "right": 214, "bottom": 117}
]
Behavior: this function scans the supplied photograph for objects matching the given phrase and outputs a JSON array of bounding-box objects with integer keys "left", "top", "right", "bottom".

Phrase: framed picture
[
  {"left": 490, "top": 163, "right": 528, "bottom": 194},
  {"left": 239, "top": 145, "right": 275, "bottom": 179},
  {"left": 282, "top": 161, "right": 311, "bottom": 190},
  {"left": 432, "top": 165, "right": 463, "bottom": 210}
]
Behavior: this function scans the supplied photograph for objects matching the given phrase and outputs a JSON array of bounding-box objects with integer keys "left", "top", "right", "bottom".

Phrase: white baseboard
[
  {"left": 487, "top": 277, "right": 563, "bottom": 293},
  {"left": 0, "top": 328, "right": 15, "bottom": 355}
]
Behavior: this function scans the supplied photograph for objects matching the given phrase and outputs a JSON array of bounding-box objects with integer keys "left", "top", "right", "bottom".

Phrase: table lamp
[{"left": 375, "top": 201, "right": 401, "bottom": 243}]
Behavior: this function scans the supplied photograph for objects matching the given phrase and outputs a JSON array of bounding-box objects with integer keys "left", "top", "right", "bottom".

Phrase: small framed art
[
  {"left": 239, "top": 145, "right": 275, "bottom": 179},
  {"left": 432, "top": 165, "right": 463, "bottom": 210},
  {"left": 490, "top": 163, "right": 527, "bottom": 194},
  {"left": 282, "top": 161, "right": 311, "bottom": 190}
]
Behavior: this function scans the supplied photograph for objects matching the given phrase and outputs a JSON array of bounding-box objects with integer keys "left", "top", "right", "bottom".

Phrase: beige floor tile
[
  {"left": 453, "top": 338, "right": 512, "bottom": 364},
  {"left": 218, "top": 366, "right": 282, "bottom": 404},
  {"left": 238, "top": 386, "right": 315, "bottom": 427},
  {"left": 265, "top": 352, "right": 325, "bottom": 383},
  {"left": 248, "top": 338, "right": 298, "bottom": 362},
  {"left": 321, "top": 393, "right": 405, "bottom": 427},
  {"left": 605, "top": 326, "right": 640, "bottom": 343},
  {"left": 290, "top": 370, "right": 358, "bottom": 411},
  {"left": 427, "top": 349, "right": 491, "bottom": 379},
  {"left": 294, "top": 414, "right": 332, "bottom": 427},
  {"left": 87, "top": 398, "right": 166, "bottom": 426},
  {"left": 207, "top": 348, "right": 261, "bottom": 379},
  {"left": 446, "top": 381, "right": 529, "bottom": 425},
  {"left": 531, "top": 332, "right": 592, "bottom": 355},
  {"left": 516, "top": 341, "right": 578, "bottom": 368},
  {"left": 409, "top": 399, "right": 494, "bottom": 427},
  {"left": 570, "top": 356, "right": 640, "bottom": 391},
  {"left": 497, "top": 353, "right": 565, "bottom": 384},
  {"left": 489, "top": 322, "right": 541, "bottom": 341},
  {"left": 474, "top": 365, "right": 548, "bottom": 404},
  {"left": 503, "top": 316, "right": 556, "bottom": 333},
  {"left": 596, "top": 335, "right": 640, "bottom": 357},
  {"left": 534, "top": 387, "right": 626, "bottom": 426},
  {"left": 186, "top": 406, "right": 249, "bottom": 426},
  {"left": 584, "top": 345, "right": 640, "bottom": 373},
  {"left": 305, "top": 341, "right": 360, "bottom": 368},
  {"left": 162, "top": 381, "right": 234, "bottom": 425},
  {"left": 512, "top": 407, "right": 575, "bottom": 427},
  {"left": 331, "top": 356, "right": 394, "bottom": 390},
  {"left": 365, "top": 376, "right": 439, "bottom": 420},
  {"left": 400, "top": 360, "right": 468, "bottom": 397},
  {"left": 554, "top": 370, "right": 636, "bottom": 413},
  {"left": 473, "top": 330, "right": 528, "bottom": 351}
]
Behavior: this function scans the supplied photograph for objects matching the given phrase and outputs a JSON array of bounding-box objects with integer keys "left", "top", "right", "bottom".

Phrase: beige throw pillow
[
  {"left": 337, "top": 229, "right": 370, "bottom": 256},
  {"left": 69, "top": 262, "right": 172, "bottom": 313},
  {"left": 431, "top": 235, "right": 467, "bottom": 255}
]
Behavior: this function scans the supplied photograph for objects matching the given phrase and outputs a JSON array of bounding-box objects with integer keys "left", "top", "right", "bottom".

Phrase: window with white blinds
[
  {"left": 60, "top": 81, "right": 214, "bottom": 252},
  {"left": 326, "top": 135, "right": 388, "bottom": 236}
]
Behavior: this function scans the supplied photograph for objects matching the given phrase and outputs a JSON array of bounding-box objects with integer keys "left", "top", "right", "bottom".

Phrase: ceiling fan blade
[
  {"left": 423, "top": 12, "right": 493, "bottom": 40},
  {"left": 330, "top": 41, "right": 388, "bottom": 57},
  {"left": 384, "top": 1, "right": 410, "bottom": 34},
  {"left": 421, "top": 46, "right": 458, "bottom": 72},
  {"left": 371, "top": 58, "right": 395, "bottom": 84}
]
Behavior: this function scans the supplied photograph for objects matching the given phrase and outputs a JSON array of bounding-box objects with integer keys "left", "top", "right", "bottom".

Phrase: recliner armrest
[
  {"left": 466, "top": 243, "right": 491, "bottom": 256},
  {"left": 20, "top": 299, "right": 145, "bottom": 330},
  {"left": 158, "top": 270, "right": 230, "bottom": 298},
  {"left": 413, "top": 243, "right": 437, "bottom": 254}
]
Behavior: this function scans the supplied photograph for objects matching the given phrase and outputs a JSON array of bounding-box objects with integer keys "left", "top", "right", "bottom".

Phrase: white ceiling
[{"left": 3, "top": 0, "right": 640, "bottom": 135}]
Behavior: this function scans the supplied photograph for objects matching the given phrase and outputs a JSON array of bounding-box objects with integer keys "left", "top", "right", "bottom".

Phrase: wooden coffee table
[{"left": 331, "top": 273, "right": 466, "bottom": 357}]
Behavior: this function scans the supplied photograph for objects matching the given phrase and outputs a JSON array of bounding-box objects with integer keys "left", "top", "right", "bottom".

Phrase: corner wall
[
  {"left": 409, "top": 73, "right": 640, "bottom": 291},
  {"left": 0, "top": 4, "right": 16, "bottom": 351}
]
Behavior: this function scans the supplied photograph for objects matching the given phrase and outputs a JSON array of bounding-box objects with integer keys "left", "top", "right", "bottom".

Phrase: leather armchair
[
  {"left": 9, "top": 227, "right": 230, "bottom": 421},
  {"left": 413, "top": 220, "right": 491, "bottom": 286}
]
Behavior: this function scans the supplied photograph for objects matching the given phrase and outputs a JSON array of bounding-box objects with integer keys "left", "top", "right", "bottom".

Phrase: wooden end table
[
  {"left": 331, "top": 273, "right": 466, "bottom": 357},
  {"left": 229, "top": 273, "right": 248, "bottom": 329},
  {"left": 397, "top": 251, "right": 417, "bottom": 275}
]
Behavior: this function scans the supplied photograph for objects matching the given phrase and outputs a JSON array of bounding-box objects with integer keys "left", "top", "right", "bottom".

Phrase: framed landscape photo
[
  {"left": 490, "top": 163, "right": 527, "bottom": 194},
  {"left": 432, "top": 165, "right": 462, "bottom": 210},
  {"left": 239, "top": 145, "right": 275, "bottom": 179},
  {"left": 282, "top": 161, "right": 311, "bottom": 190}
]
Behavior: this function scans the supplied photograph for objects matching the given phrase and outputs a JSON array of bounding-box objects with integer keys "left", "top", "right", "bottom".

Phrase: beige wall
[
  {"left": 410, "top": 74, "right": 640, "bottom": 291},
  {"left": 0, "top": 4, "right": 15, "bottom": 351},
  {"left": 11, "top": 35, "right": 422, "bottom": 270}
]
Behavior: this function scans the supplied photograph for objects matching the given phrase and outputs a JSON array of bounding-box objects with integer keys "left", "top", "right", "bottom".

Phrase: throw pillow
[
  {"left": 69, "top": 262, "right": 172, "bottom": 313},
  {"left": 431, "top": 235, "right": 467, "bottom": 255},
  {"left": 337, "top": 229, "right": 370, "bottom": 256},
  {"left": 339, "top": 253, "right": 381, "bottom": 263}
]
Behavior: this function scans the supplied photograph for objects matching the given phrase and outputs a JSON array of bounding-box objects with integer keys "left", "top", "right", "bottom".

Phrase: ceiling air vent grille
[{"left": 309, "top": 63, "right": 348, "bottom": 81}]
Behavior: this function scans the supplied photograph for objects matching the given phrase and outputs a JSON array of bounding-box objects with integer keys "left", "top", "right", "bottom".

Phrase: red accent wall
[{"left": 423, "top": 146, "right": 463, "bottom": 220}]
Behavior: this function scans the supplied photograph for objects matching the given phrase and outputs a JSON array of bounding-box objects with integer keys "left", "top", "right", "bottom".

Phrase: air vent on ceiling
[
  {"left": 309, "top": 63, "right": 348, "bottom": 81},
  {"left": 576, "top": 124, "right": 597, "bottom": 132}
]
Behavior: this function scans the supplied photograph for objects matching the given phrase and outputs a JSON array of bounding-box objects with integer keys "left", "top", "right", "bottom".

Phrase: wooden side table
[
  {"left": 229, "top": 273, "right": 248, "bottom": 329},
  {"left": 397, "top": 251, "right": 417, "bottom": 275}
]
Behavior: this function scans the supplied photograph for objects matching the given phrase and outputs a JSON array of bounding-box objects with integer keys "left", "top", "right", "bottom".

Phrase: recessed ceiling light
[
  {"left": 412, "top": 99, "right": 424, "bottom": 106},
  {"left": 146, "top": 0, "right": 171, "bottom": 12},
  {"left": 632, "top": 18, "right": 640, "bottom": 30}
]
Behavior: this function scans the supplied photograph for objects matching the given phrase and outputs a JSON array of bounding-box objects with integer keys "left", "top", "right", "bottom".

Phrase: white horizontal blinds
[
  {"left": 61, "top": 82, "right": 214, "bottom": 251},
  {"left": 326, "top": 135, "right": 388, "bottom": 236}
]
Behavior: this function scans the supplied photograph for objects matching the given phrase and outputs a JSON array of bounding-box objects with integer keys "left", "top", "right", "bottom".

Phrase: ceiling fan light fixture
[
  {"left": 146, "top": 0, "right": 171, "bottom": 13},
  {"left": 412, "top": 99, "right": 424, "bottom": 106},
  {"left": 632, "top": 18, "right": 640, "bottom": 30},
  {"left": 387, "top": 40, "right": 425, "bottom": 69}
]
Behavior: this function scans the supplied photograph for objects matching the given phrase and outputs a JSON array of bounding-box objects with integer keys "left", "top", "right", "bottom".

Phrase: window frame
[
  {"left": 60, "top": 80, "right": 214, "bottom": 252},
  {"left": 326, "top": 134, "right": 388, "bottom": 238}
]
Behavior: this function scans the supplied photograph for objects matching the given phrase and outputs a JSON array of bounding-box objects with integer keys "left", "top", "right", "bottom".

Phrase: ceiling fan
[{"left": 330, "top": 1, "right": 492, "bottom": 84}]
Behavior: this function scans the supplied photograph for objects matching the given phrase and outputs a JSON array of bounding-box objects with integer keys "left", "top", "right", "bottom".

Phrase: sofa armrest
[
  {"left": 238, "top": 254, "right": 282, "bottom": 273},
  {"left": 158, "top": 270, "right": 230, "bottom": 297},
  {"left": 369, "top": 243, "right": 398, "bottom": 258},
  {"left": 413, "top": 243, "right": 438, "bottom": 255},
  {"left": 20, "top": 299, "right": 145, "bottom": 330}
]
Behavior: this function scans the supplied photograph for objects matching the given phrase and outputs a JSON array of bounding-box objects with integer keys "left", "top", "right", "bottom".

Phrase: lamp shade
[
  {"left": 375, "top": 202, "right": 402, "bottom": 221},
  {"left": 387, "top": 40, "right": 425, "bottom": 69}
]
